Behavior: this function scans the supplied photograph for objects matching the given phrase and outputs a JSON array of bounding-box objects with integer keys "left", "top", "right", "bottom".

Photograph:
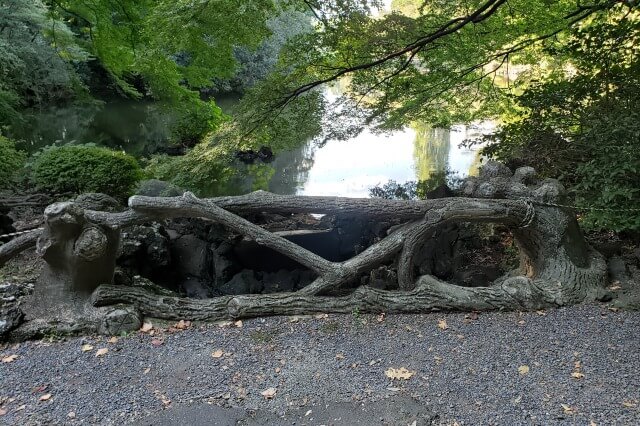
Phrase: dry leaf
[
  {"left": 518, "top": 365, "right": 530, "bottom": 375},
  {"left": 234, "top": 320, "right": 243, "bottom": 328},
  {"left": 0, "top": 408, "right": 7, "bottom": 416},
  {"left": 15, "top": 405, "right": 25, "bottom": 411},
  {"left": 335, "top": 353, "right": 345, "bottom": 360},
  {"left": 622, "top": 400, "right": 638, "bottom": 408},
  {"left": 1, "top": 354, "right": 18, "bottom": 363},
  {"left": 377, "top": 313, "right": 386, "bottom": 322},
  {"left": 561, "top": 404, "right": 575, "bottom": 414},
  {"left": 39, "top": 393, "right": 52, "bottom": 402},
  {"left": 143, "top": 368, "right": 151, "bottom": 374},
  {"left": 590, "top": 421, "right": 597, "bottom": 426},
  {"left": 107, "top": 337, "right": 118, "bottom": 344},
  {"left": 571, "top": 372, "right": 584, "bottom": 379},
  {"left": 151, "top": 339, "right": 164, "bottom": 347},
  {"left": 385, "top": 367, "right": 416, "bottom": 380},
  {"left": 95, "top": 348, "right": 108, "bottom": 357},
  {"left": 275, "top": 367, "right": 281, "bottom": 373},
  {"left": 140, "top": 322, "right": 153, "bottom": 333},
  {"left": 314, "top": 313, "right": 329, "bottom": 319},
  {"left": 175, "top": 320, "right": 190, "bottom": 330},
  {"left": 536, "top": 310, "right": 547, "bottom": 316},
  {"left": 574, "top": 360, "right": 581, "bottom": 369},
  {"left": 211, "top": 349, "right": 224, "bottom": 358},
  {"left": 81, "top": 344, "right": 94, "bottom": 352},
  {"left": 67, "top": 412, "right": 76, "bottom": 419},
  {"left": 261, "top": 387, "right": 277, "bottom": 399},
  {"left": 437, "top": 319, "right": 448, "bottom": 330},
  {"left": 465, "top": 312, "right": 479, "bottom": 321},
  {"left": 517, "top": 320, "right": 526, "bottom": 325},
  {"left": 608, "top": 285, "right": 622, "bottom": 291}
]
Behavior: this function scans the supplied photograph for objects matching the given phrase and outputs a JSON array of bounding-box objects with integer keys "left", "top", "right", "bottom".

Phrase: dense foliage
[
  {"left": 0, "top": 135, "right": 26, "bottom": 188},
  {"left": 31, "top": 145, "right": 143, "bottom": 200},
  {"left": 485, "top": 11, "right": 640, "bottom": 231}
]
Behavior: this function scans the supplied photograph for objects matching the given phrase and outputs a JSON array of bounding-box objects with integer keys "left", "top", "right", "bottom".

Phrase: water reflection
[
  {"left": 260, "top": 123, "right": 487, "bottom": 198},
  {"left": 10, "top": 101, "right": 175, "bottom": 157}
]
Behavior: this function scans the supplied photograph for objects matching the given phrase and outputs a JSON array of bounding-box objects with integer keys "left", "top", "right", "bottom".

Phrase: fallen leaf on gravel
[
  {"left": 150, "top": 339, "right": 164, "bottom": 347},
  {"left": 140, "top": 322, "right": 153, "bottom": 333},
  {"left": 385, "top": 367, "right": 415, "bottom": 380},
  {"left": 608, "top": 307, "right": 620, "bottom": 312},
  {"left": 590, "top": 421, "right": 597, "bottom": 426},
  {"left": 574, "top": 360, "right": 581, "bottom": 369},
  {"left": 0, "top": 408, "right": 7, "bottom": 416},
  {"left": 95, "top": 348, "right": 108, "bottom": 357},
  {"left": 261, "top": 388, "right": 277, "bottom": 399},
  {"left": 39, "top": 393, "right": 52, "bottom": 402},
  {"left": 67, "top": 412, "right": 76, "bottom": 419},
  {"left": 216, "top": 321, "right": 233, "bottom": 328},
  {"left": 608, "top": 285, "right": 622, "bottom": 291},
  {"left": 561, "top": 404, "right": 575, "bottom": 414},
  {"left": 275, "top": 367, "right": 281, "bottom": 373},
  {"left": 437, "top": 319, "right": 448, "bottom": 330},
  {"left": 175, "top": 320, "right": 191, "bottom": 329},
  {"left": 408, "top": 421, "right": 417, "bottom": 426},
  {"left": 1, "top": 354, "right": 18, "bottom": 363},
  {"left": 517, "top": 320, "right": 525, "bottom": 325},
  {"left": 518, "top": 365, "right": 530, "bottom": 375},
  {"left": 571, "top": 372, "right": 584, "bottom": 379},
  {"left": 386, "top": 387, "right": 401, "bottom": 392},
  {"left": 81, "top": 344, "right": 94, "bottom": 352},
  {"left": 377, "top": 313, "right": 386, "bottom": 322},
  {"left": 143, "top": 368, "right": 151, "bottom": 374},
  {"left": 107, "top": 337, "right": 118, "bottom": 344},
  {"left": 32, "top": 385, "right": 47, "bottom": 393},
  {"left": 536, "top": 310, "right": 546, "bottom": 316},
  {"left": 211, "top": 349, "right": 224, "bottom": 358},
  {"left": 314, "top": 313, "right": 329, "bottom": 319},
  {"left": 335, "top": 353, "right": 345, "bottom": 360},
  {"left": 622, "top": 400, "right": 638, "bottom": 408},
  {"left": 234, "top": 320, "right": 243, "bottom": 328}
]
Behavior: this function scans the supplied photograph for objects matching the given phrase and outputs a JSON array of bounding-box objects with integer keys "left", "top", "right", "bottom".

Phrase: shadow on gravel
[{"left": 133, "top": 396, "right": 437, "bottom": 426}]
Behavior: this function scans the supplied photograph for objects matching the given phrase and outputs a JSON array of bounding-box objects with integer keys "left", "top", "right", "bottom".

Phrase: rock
[
  {"left": 608, "top": 256, "right": 631, "bottom": 285},
  {"left": 212, "top": 241, "right": 240, "bottom": 286},
  {"left": 118, "top": 225, "right": 172, "bottom": 278},
  {"left": 257, "top": 146, "right": 274, "bottom": 162},
  {"left": 0, "top": 205, "right": 15, "bottom": 237},
  {"left": 180, "top": 276, "right": 210, "bottom": 299},
  {"left": 425, "top": 184, "right": 454, "bottom": 199},
  {"left": 0, "top": 306, "right": 24, "bottom": 336},
  {"left": 513, "top": 166, "right": 537, "bottom": 184},
  {"left": 262, "top": 269, "right": 298, "bottom": 293},
  {"left": 219, "top": 270, "right": 263, "bottom": 295},
  {"left": 479, "top": 161, "right": 512, "bottom": 179},
  {"left": 532, "top": 179, "right": 565, "bottom": 203},
  {"left": 368, "top": 266, "right": 398, "bottom": 290},
  {"left": 99, "top": 306, "right": 142, "bottom": 335},
  {"left": 171, "top": 234, "right": 211, "bottom": 279},
  {"left": 75, "top": 193, "right": 123, "bottom": 212},
  {"left": 135, "top": 179, "right": 184, "bottom": 197},
  {"left": 236, "top": 150, "right": 258, "bottom": 164}
]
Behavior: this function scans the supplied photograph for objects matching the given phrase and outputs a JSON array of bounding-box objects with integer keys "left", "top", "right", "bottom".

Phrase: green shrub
[
  {"left": 31, "top": 145, "right": 143, "bottom": 200},
  {"left": 0, "top": 135, "right": 26, "bottom": 188}
]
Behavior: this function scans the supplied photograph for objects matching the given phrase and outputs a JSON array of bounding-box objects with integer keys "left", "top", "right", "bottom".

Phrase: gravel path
[{"left": 1, "top": 305, "right": 639, "bottom": 425}]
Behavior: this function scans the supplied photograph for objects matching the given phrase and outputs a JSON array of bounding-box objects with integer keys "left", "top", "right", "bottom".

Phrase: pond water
[{"left": 12, "top": 94, "right": 489, "bottom": 198}]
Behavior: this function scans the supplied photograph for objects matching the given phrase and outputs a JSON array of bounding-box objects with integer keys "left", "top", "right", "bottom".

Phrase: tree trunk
[{"left": 1, "top": 163, "right": 609, "bottom": 332}]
